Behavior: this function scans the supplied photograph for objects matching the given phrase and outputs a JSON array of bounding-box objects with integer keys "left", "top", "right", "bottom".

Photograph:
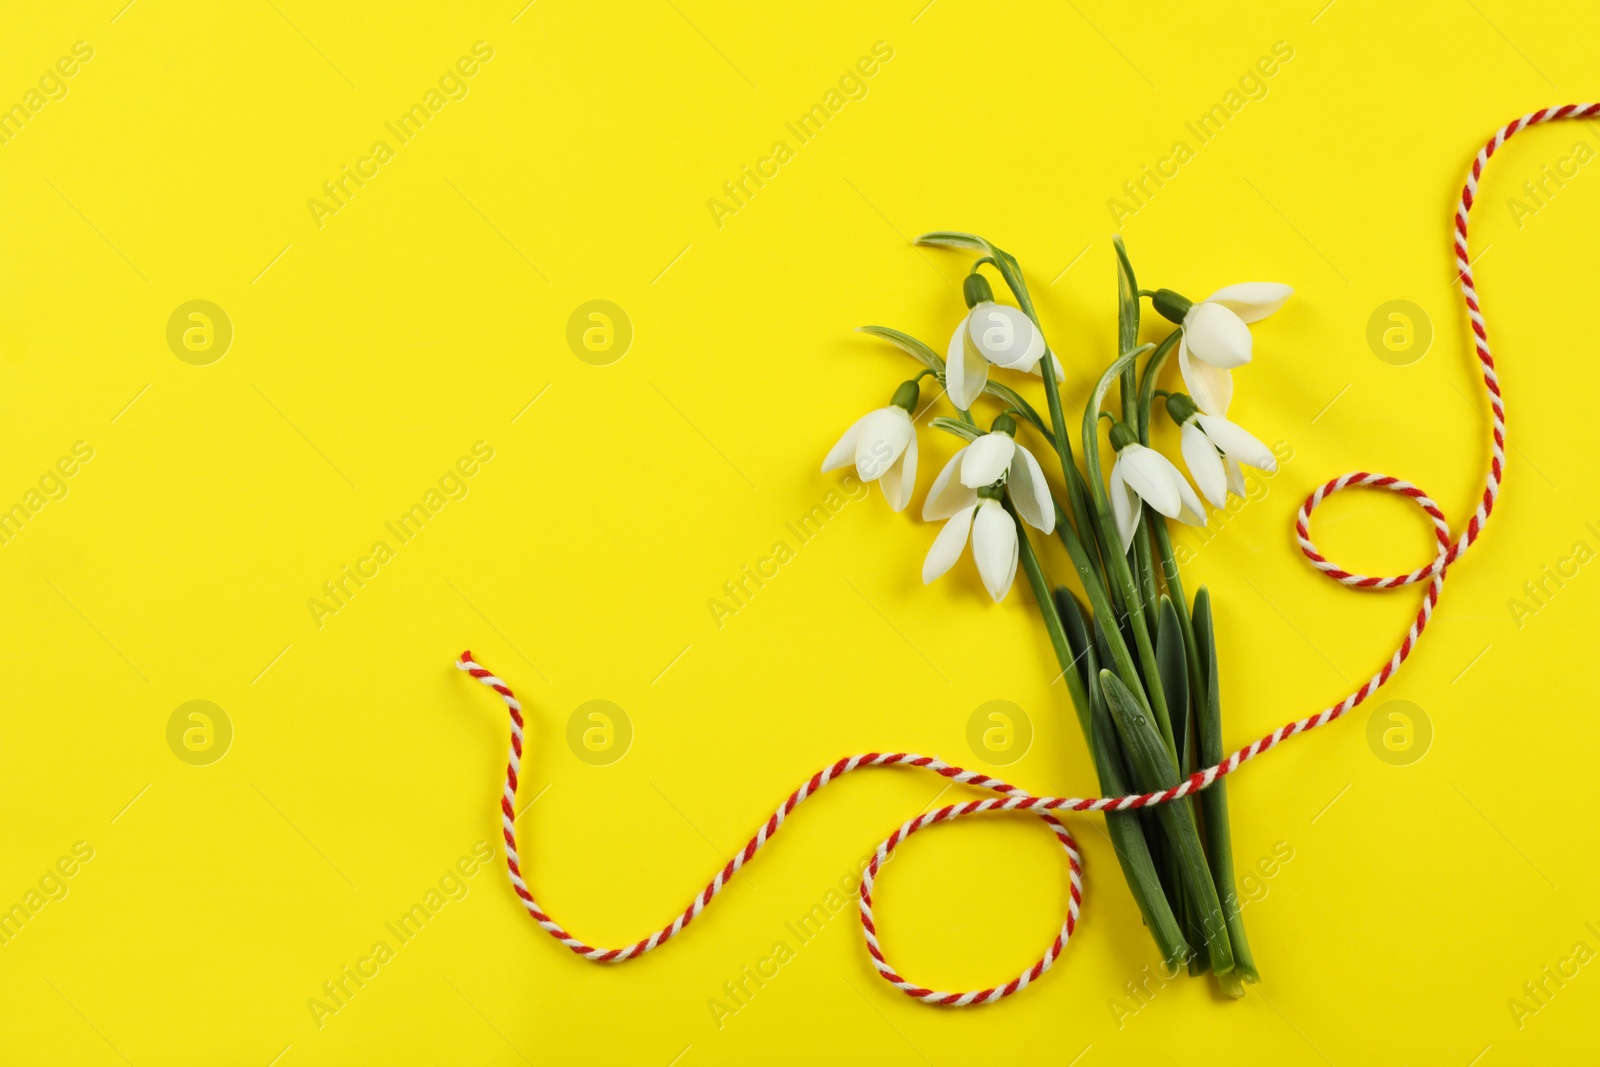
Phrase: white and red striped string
[{"left": 458, "top": 106, "right": 1595, "bottom": 1005}]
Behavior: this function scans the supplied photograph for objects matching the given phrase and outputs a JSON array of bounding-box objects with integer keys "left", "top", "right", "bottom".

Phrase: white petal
[
  {"left": 879, "top": 430, "right": 917, "bottom": 512},
  {"left": 1195, "top": 414, "right": 1276, "bottom": 471},
  {"left": 923, "top": 447, "right": 977, "bottom": 520},
  {"left": 1180, "top": 421, "right": 1227, "bottom": 509},
  {"left": 1225, "top": 456, "right": 1248, "bottom": 499},
  {"left": 1184, "top": 302, "right": 1253, "bottom": 369},
  {"left": 1109, "top": 461, "right": 1140, "bottom": 555},
  {"left": 967, "top": 303, "right": 1038, "bottom": 369},
  {"left": 971, "top": 499, "right": 1019, "bottom": 602},
  {"left": 1173, "top": 468, "right": 1207, "bottom": 527},
  {"left": 1007, "top": 445, "right": 1054, "bottom": 533},
  {"left": 1018, "top": 320, "right": 1046, "bottom": 369},
  {"left": 959, "top": 433, "right": 1017, "bottom": 487},
  {"left": 945, "top": 315, "right": 989, "bottom": 410},
  {"left": 1119, "top": 444, "right": 1181, "bottom": 518},
  {"left": 1203, "top": 282, "right": 1293, "bottom": 324},
  {"left": 853, "top": 407, "right": 912, "bottom": 481},
  {"left": 1178, "top": 335, "right": 1234, "bottom": 415},
  {"left": 822, "top": 411, "right": 870, "bottom": 472},
  {"left": 922, "top": 504, "right": 976, "bottom": 584}
]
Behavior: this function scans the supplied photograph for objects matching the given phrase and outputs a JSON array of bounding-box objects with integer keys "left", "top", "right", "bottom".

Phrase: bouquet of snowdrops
[{"left": 822, "top": 232, "right": 1290, "bottom": 994}]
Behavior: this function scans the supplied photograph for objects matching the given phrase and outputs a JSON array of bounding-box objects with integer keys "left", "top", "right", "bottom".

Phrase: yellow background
[{"left": 2, "top": 0, "right": 1598, "bottom": 1063}]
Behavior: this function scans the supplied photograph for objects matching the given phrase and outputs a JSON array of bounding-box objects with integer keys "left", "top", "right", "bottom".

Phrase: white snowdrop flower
[
  {"left": 923, "top": 414, "right": 1054, "bottom": 535},
  {"left": 921, "top": 491, "right": 1019, "bottom": 603},
  {"left": 821, "top": 379, "right": 920, "bottom": 512},
  {"left": 1152, "top": 282, "right": 1292, "bottom": 415},
  {"left": 944, "top": 273, "right": 1058, "bottom": 411},
  {"left": 1164, "top": 392, "right": 1278, "bottom": 509},
  {"left": 1106, "top": 420, "right": 1205, "bottom": 554}
]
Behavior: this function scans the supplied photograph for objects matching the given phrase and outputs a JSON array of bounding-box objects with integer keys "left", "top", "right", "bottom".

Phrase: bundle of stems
[{"left": 862, "top": 233, "right": 1259, "bottom": 993}]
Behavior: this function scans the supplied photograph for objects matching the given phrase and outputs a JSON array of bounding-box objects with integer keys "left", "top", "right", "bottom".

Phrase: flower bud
[
  {"left": 890, "top": 379, "right": 920, "bottom": 413},
  {"left": 1163, "top": 392, "right": 1200, "bottom": 425},
  {"left": 963, "top": 272, "right": 995, "bottom": 309},
  {"left": 1151, "top": 288, "right": 1193, "bottom": 325}
]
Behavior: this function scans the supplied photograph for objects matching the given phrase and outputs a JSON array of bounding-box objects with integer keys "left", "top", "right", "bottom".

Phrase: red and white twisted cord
[{"left": 458, "top": 106, "right": 1595, "bottom": 1004}]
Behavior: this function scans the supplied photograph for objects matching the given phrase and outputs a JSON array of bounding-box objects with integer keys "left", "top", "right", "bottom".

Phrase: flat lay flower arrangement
[
  {"left": 824, "top": 232, "right": 1292, "bottom": 994},
  {"left": 458, "top": 103, "right": 1581, "bottom": 1015}
]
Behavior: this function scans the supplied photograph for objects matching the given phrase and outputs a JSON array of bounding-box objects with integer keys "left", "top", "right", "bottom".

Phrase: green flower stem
[
  {"left": 1112, "top": 237, "right": 1141, "bottom": 421},
  {"left": 1115, "top": 238, "right": 1163, "bottom": 646},
  {"left": 982, "top": 287, "right": 1100, "bottom": 563},
  {"left": 1049, "top": 500, "right": 1141, "bottom": 698},
  {"left": 914, "top": 233, "right": 1110, "bottom": 560},
  {"left": 1012, "top": 509, "right": 1189, "bottom": 968},
  {"left": 1079, "top": 345, "right": 1176, "bottom": 764},
  {"left": 1133, "top": 331, "right": 1180, "bottom": 443},
  {"left": 1136, "top": 331, "right": 1203, "bottom": 713},
  {"left": 1131, "top": 519, "right": 1161, "bottom": 645}
]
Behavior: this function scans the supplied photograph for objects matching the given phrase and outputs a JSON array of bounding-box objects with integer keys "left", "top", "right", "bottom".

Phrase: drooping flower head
[
  {"left": 1152, "top": 283, "right": 1292, "bottom": 415},
  {"left": 923, "top": 414, "right": 1055, "bottom": 536},
  {"left": 944, "top": 273, "right": 1059, "bottom": 411},
  {"left": 821, "top": 378, "right": 920, "bottom": 511},
  {"left": 922, "top": 487, "right": 1018, "bottom": 602},
  {"left": 920, "top": 414, "right": 1052, "bottom": 602},
  {"left": 1164, "top": 391, "right": 1278, "bottom": 509},
  {"left": 1106, "top": 418, "right": 1205, "bottom": 553}
]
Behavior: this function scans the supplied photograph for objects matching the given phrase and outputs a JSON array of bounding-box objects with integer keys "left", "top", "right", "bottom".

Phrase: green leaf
[
  {"left": 1098, "top": 669, "right": 1236, "bottom": 978},
  {"left": 1110, "top": 602, "right": 1180, "bottom": 914},
  {"left": 929, "top": 416, "right": 981, "bottom": 442},
  {"left": 914, "top": 230, "right": 991, "bottom": 253},
  {"left": 1054, "top": 588, "right": 1095, "bottom": 693},
  {"left": 855, "top": 325, "right": 944, "bottom": 374},
  {"left": 1193, "top": 589, "right": 1218, "bottom": 755},
  {"left": 914, "top": 232, "right": 1036, "bottom": 320},
  {"left": 1092, "top": 616, "right": 1123, "bottom": 696},
  {"left": 1112, "top": 235, "right": 1140, "bottom": 361},
  {"left": 1080, "top": 342, "right": 1154, "bottom": 478},
  {"left": 1156, "top": 595, "right": 1190, "bottom": 760},
  {"left": 1192, "top": 588, "right": 1259, "bottom": 988}
]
